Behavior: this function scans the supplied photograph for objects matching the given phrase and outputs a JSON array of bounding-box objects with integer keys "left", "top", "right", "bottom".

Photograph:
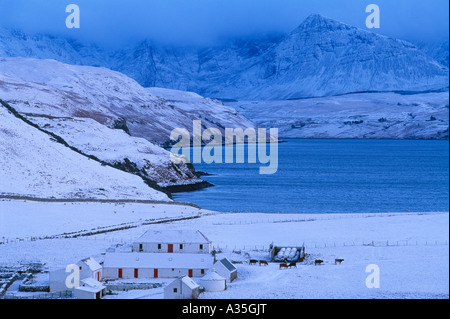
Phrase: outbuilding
[
  {"left": 132, "top": 230, "right": 213, "bottom": 254},
  {"left": 214, "top": 257, "right": 237, "bottom": 283},
  {"left": 164, "top": 276, "right": 201, "bottom": 299},
  {"left": 200, "top": 270, "right": 226, "bottom": 292},
  {"left": 73, "top": 278, "right": 106, "bottom": 300},
  {"left": 49, "top": 257, "right": 103, "bottom": 293},
  {"left": 102, "top": 252, "right": 214, "bottom": 279}
]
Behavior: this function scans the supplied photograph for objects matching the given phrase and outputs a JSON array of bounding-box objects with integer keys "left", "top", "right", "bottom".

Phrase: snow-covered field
[{"left": 0, "top": 200, "right": 448, "bottom": 299}]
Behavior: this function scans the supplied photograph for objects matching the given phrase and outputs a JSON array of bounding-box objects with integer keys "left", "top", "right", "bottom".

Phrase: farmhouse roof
[
  {"left": 135, "top": 230, "right": 211, "bottom": 244},
  {"left": 80, "top": 257, "right": 102, "bottom": 272},
  {"left": 181, "top": 276, "right": 200, "bottom": 290},
  {"left": 81, "top": 278, "right": 105, "bottom": 289}
]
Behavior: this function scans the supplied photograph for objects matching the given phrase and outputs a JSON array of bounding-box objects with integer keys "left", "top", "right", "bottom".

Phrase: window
[
  {"left": 200, "top": 244, "right": 203, "bottom": 250},
  {"left": 173, "top": 288, "right": 177, "bottom": 293},
  {"left": 201, "top": 269, "right": 205, "bottom": 275},
  {"left": 158, "top": 244, "right": 162, "bottom": 250},
  {"left": 139, "top": 244, "right": 143, "bottom": 252},
  {"left": 180, "top": 244, "right": 183, "bottom": 250}
]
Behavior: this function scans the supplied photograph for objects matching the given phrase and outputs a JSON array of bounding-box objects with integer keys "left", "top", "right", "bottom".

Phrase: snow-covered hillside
[
  {"left": 0, "top": 105, "right": 170, "bottom": 200},
  {"left": 228, "top": 92, "right": 449, "bottom": 140},
  {"left": 1, "top": 14, "right": 448, "bottom": 100},
  {"left": 0, "top": 57, "right": 257, "bottom": 189},
  {"left": 0, "top": 57, "right": 255, "bottom": 145},
  {"left": 27, "top": 116, "right": 204, "bottom": 188}
]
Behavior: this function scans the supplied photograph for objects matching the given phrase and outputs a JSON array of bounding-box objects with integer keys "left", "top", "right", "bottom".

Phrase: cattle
[
  {"left": 335, "top": 259, "right": 344, "bottom": 265},
  {"left": 279, "top": 263, "right": 288, "bottom": 270},
  {"left": 249, "top": 259, "right": 258, "bottom": 265},
  {"left": 314, "top": 259, "right": 324, "bottom": 265},
  {"left": 259, "top": 260, "right": 269, "bottom": 266},
  {"left": 288, "top": 262, "right": 297, "bottom": 268}
]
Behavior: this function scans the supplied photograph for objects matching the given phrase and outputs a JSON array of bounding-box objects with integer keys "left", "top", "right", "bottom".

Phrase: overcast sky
[{"left": 0, "top": 0, "right": 448, "bottom": 47}]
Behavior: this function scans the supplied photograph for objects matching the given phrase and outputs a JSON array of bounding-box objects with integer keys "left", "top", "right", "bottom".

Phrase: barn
[
  {"left": 102, "top": 252, "right": 214, "bottom": 279},
  {"left": 164, "top": 276, "right": 201, "bottom": 299},
  {"left": 49, "top": 257, "right": 103, "bottom": 293},
  {"left": 214, "top": 257, "right": 237, "bottom": 283},
  {"left": 132, "top": 230, "right": 212, "bottom": 254}
]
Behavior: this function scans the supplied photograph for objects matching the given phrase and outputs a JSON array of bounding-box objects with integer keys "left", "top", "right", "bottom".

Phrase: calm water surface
[{"left": 173, "top": 139, "right": 449, "bottom": 214}]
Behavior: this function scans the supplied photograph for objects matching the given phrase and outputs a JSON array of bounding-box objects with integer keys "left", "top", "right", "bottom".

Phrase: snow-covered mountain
[
  {"left": 1, "top": 14, "right": 448, "bottom": 100},
  {"left": 229, "top": 92, "right": 449, "bottom": 140},
  {"left": 0, "top": 57, "right": 256, "bottom": 191},
  {"left": 416, "top": 40, "right": 449, "bottom": 67},
  {"left": 0, "top": 103, "right": 170, "bottom": 201}
]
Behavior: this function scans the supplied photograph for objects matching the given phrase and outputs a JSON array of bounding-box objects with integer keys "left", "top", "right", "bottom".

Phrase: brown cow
[
  {"left": 259, "top": 260, "right": 268, "bottom": 266},
  {"left": 335, "top": 259, "right": 344, "bottom": 265},
  {"left": 314, "top": 259, "right": 324, "bottom": 265},
  {"left": 279, "top": 263, "right": 288, "bottom": 270}
]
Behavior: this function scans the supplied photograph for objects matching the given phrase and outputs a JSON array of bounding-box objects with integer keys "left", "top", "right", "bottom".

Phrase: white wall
[
  {"left": 103, "top": 267, "right": 207, "bottom": 280},
  {"left": 164, "top": 279, "right": 199, "bottom": 299},
  {"left": 133, "top": 242, "right": 212, "bottom": 254}
]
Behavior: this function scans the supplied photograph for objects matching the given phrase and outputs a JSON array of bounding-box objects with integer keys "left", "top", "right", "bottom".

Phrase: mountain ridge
[{"left": 1, "top": 14, "right": 448, "bottom": 100}]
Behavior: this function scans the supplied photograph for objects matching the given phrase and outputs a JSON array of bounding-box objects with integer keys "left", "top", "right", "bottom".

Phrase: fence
[
  {"left": 3, "top": 290, "right": 72, "bottom": 299},
  {"left": 213, "top": 239, "right": 449, "bottom": 252}
]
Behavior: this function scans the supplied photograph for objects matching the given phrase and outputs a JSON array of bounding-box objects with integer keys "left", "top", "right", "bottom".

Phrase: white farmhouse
[
  {"left": 49, "top": 257, "right": 103, "bottom": 293},
  {"left": 103, "top": 252, "right": 214, "bottom": 279},
  {"left": 164, "top": 276, "right": 201, "bottom": 299},
  {"left": 214, "top": 257, "right": 238, "bottom": 283},
  {"left": 132, "top": 230, "right": 212, "bottom": 254}
]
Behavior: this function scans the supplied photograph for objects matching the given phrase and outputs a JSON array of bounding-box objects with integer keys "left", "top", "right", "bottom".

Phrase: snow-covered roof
[
  {"left": 103, "top": 252, "right": 213, "bottom": 269},
  {"left": 75, "top": 285, "right": 104, "bottom": 293},
  {"left": 181, "top": 276, "right": 200, "bottom": 290},
  {"left": 134, "top": 230, "right": 211, "bottom": 244},
  {"left": 81, "top": 278, "right": 105, "bottom": 289},
  {"left": 201, "top": 271, "right": 226, "bottom": 282},
  {"left": 218, "top": 258, "right": 237, "bottom": 272},
  {"left": 80, "top": 257, "right": 102, "bottom": 272}
]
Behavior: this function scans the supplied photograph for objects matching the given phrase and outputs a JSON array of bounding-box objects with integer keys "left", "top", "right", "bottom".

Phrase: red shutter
[
  {"left": 154, "top": 269, "right": 158, "bottom": 278},
  {"left": 118, "top": 268, "right": 122, "bottom": 278},
  {"left": 189, "top": 269, "right": 193, "bottom": 277},
  {"left": 168, "top": 244, "right": 173, "bottom": 253},
  {"left": 134, "top": 269, "right": 139, "bottom": 278}
]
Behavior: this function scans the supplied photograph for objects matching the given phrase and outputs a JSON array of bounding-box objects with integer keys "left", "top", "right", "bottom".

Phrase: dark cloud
[{"left": 0, "top": 0, "right": 448, "bottom": 47}]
